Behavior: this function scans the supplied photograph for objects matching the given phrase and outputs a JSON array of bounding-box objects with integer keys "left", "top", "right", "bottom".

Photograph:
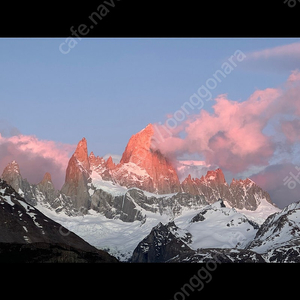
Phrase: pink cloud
[
  {"left": 0, "top": 134, "right": 75, "bottom": 189},
  {"left": 243, "top": 43, "right": 300, "bottom": 73},
  {"left": 287, "top": 69, "right": 300, "bottom": 83},
  {"left": 153, "top": 70, "right": 300, "bottom": 175},
  {"left": 281, "top": 119, "right": 300, "bottom": 144},
  {"left": 247, "top": 42, "right": 300, "bottom": 60}
]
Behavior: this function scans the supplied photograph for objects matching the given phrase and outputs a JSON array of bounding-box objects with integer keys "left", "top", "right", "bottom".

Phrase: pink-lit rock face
[
  {"left": 1, "top": 160, "right": 23, "bottom": 193},
  {"left": 59, "top": 125, "right": 274, "bottom": 211},
  {"left": 113, "top": 124, "right": 181, "bottom": 193},
  {"left": 61, "top": 138, "right": 91, "bottom": 210},
  {"left": 181, "top": 169, "right": 273, "bottom": 210},
  {"left": 73, "top": 137, "right": 90, "bottom": 171}
]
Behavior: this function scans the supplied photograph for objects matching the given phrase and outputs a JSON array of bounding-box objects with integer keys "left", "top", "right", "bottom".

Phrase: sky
[{"left": 0, "top": 38, "right": 300, "bottom": 208}]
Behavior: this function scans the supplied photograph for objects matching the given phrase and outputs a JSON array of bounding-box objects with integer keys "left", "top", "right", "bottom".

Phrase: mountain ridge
[
  {"left": 0, "top": 124, "right": 286, "bottom": 262},
  {"left": 0, "top": 124, "right": 277, "bottom": 215}
]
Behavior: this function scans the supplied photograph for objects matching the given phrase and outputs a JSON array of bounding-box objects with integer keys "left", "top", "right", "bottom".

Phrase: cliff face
[
  {"left": 181, "top": 169, "right": 274, "bottom": 210},
  {"left": 1, "top": 160, "right": 23, "bottom": 194},
  {"left": 61, "top": 137, "right": 91, "bottom": 210},
  {"left": 59, "top": 126, "right": 275, "bottom": 211},
  {"left": 112, "top": 124, "right": 181, "bottom": 193}
]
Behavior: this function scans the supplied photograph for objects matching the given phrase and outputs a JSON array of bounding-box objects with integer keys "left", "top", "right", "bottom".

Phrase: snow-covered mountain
[
  {"left": 246, "top": 201, "right": 300, "bottom": 262},
  {"left": 131, "top": 208, "right": 265, "bottom": 263},
  {"left": 130, "top": 200, "right": 263, "bottom": 262},
  {"left": 0, "top": 123, "right": 288, "bottom": 262},
  {"left": 54, "top": 124, "right": 277, "bottom": 214}
]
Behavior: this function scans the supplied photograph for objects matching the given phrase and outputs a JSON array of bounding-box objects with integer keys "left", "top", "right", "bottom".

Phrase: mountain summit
[
  {"left": 112, "top": 124, "right": 181, "bottom": 193},
  {"left": 1, "top": 161, "right": 22, "bottom": 193},
  {"left": 58, "top": 125, "right": 276, "bottom": 212},
  {"left": 73, "top": 137, "right": 90, "bottom": 171},
  {"left": 61, "top": 137, "right": 91, "bottom": 210}
]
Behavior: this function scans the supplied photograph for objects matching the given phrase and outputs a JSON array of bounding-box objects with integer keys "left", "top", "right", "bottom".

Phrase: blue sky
[
  {"left": 0, "top": 38, "right": 299, "bottom": 156},
  {"left": 2, "top": 38, "right": 300, "bottom": 207}
]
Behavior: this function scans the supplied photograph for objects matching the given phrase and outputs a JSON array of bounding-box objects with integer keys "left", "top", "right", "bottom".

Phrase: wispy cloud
[
  {"left": 152, "top": 69, "right": 300, "bottom": 207},
  {"left": 247, "top": 42, "right": 300, "bottom": 60},
  {"left": 243, "top": 42, "right": 300, "bottom": 72}
]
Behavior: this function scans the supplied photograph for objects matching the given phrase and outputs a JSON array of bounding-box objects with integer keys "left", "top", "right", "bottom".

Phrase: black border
[
  {"left": 1, "top": 0, "right": 299, "bottom": 37},
  {"left": 1, "top": 0, "right": 299, "bottom": 295}
]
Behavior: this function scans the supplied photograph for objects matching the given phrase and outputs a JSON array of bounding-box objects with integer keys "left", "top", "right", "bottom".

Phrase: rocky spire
[
  {"left": 204, "top": 168, "right": 226, "bottom": 184},
  {"left": 180, "top": 167, "right": 274, "bottom": 210},
  {"left": 2, "top": 160, "right": 20, "bottom": 176},
  {"left": 74, "top": 137, "right": 90, "bottom": 171},
  {"left": 113, "top": 124, "right": 181, "bottom": 193},
  {"left": 120, "top": 123, "right": 154, "bottom": 165},
  {"left": 37, "top": 172, "right": 57, "bottom": 201},
  {"left": 1, "top": 161, "right": 23, "bottom": 193},
  {"left": 61, "top": 138, "right": 91, "bottom": 210},
  {"left": 40, "top": 172, "right": 52, "bottom": 184},
  {"left": 105, "top": 156, "right": 115, "bottom": 170}
]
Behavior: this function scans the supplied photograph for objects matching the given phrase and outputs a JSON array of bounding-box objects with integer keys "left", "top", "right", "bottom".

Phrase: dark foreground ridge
[{"left": 0, "top": 179, "right": 118, "bottom": 263}]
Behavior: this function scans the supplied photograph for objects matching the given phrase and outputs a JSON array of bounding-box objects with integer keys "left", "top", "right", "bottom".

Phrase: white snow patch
[
  {"left": 3, "top": 195, "right": 15, "bottom": 206},
  {"left": 36, "top": 203, "right": 170, "bottom": 261},
  {"left": 174, "top": 204, "right": 257, "bottom": 250},
  {"left": 90, "top": 171, "right": 128, "bottom": 196},
  {"left": 234, "top": 198, "right": 280, "bottom": 225}
]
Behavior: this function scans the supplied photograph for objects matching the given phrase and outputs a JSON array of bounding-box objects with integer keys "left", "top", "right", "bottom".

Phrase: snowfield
[
  {"left": 37, "top": 203, "right": 170, "bottom": 261},
  {"left": 36, "top": 186, "right": 279, "bottom": 261}
]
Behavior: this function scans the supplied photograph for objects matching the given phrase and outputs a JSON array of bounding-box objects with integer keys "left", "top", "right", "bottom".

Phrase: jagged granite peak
[
  {"left": 1, "top": 160, "right": 24, "bottom": 196},
  {"left": 181, "top": 168, "right": 276, "bottom": 211},
  {"left": 89, "top": 151, "right": 105, "bottom": 171},
  {"left": 40, "top": 172, "right": 52, "bottom": 185},
  {"left": 74, "top": 137, "right": 90, "bottom": 171},
  {"left": 37, "top": 172, "right": 57, "bottom": 200},
  {"left": 113, "top": 124, "right": 181, "bottom": 194},
  {"left": 61, "top": 138, "right": 91, "bottom": 210},
  {"left": 204, "top": 168, "right": 226, "bottom": 184},
  {"left": 2, "top": 160, "right": 20, "bottom": 175},
  {"left": 105, "top": 156, "right": 115, "bottom": 170},
  {"left": 120, "top": 123, "right": 154, "bottom": 164},
  {"left": 89, "top": 152, "right": 113, "bottom": 181}
]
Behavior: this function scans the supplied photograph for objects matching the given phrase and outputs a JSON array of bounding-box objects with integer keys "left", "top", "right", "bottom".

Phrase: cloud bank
[
  {"left": 0, "top": 134, "right": 75, "bottom": 189},
  {"left": 152, "top": 70, "right": 300, "bottom": 208}
]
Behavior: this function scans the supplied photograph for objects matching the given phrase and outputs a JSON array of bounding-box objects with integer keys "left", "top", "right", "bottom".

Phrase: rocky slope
[
  {"left": 132, "top": 200, "right": 260, "bottom": 262},
  {"left": 0, "top": 124, "right": 278, "bottom": 220},
  {"left": 130, "top": 199, "right": 300, "bottom": 263},
  {"left": 0, "top": 178, "right": 118, "bottom": 262},
  {"left": 0, "top": 123, "right": 284, "bottom": 262},
  {"left": 2, "top": 160, "right": 38, "bottom": 206},
  {"left": 246, "top": 201, "right": 300, "bottom": 262},
  {"left": 181, "top": 170, "right": 274, "bottom": 210},
  {"left": 130, "top": 213, "right": 264, "bottom": 263}
]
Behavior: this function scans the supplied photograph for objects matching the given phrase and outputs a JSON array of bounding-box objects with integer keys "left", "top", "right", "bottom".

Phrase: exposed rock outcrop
[
  {"left": 181, "top": 169, "right": 274, "bottom": 210},
  {"left": 112, "top": 124, "right": 181, "bottom": 193},
  {"left": 61, "top": 137, "right": 91, "bottom": 210},
  {"left": 0, "top": 179, "right": 118, "bottom": 263}
]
